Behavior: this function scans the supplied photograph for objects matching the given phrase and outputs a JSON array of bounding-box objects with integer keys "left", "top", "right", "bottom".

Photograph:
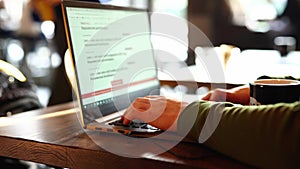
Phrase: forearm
[{"left": 177, "top": 101, "right": 300, "bottom": 169}]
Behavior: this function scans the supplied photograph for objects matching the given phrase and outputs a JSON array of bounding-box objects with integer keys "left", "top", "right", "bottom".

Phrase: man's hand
[
  {"left": 122, "top": 96, "right": 188, "bottom": 131},
  {"left": 201, "top": 85, "right": 250, "bottom": 105}
]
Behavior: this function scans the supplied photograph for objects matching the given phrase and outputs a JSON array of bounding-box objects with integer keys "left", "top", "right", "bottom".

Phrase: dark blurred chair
[{"left": 48, "top": 0, "right": 100, "bottom": 106}]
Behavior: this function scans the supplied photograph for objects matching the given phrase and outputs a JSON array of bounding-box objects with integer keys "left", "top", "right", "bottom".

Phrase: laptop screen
[{"left": 62, "top": 1, "right": 159, "bottom": 124}]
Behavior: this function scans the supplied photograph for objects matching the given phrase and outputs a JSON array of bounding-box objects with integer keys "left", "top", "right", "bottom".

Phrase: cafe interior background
[{"left": 0, "top": 0, "right": 298, "bottom": 107}]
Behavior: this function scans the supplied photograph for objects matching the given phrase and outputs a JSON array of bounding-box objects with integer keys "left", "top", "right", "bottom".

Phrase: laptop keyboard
[{"left": 108, "top": 119, "right": 158, "bottom": 130}]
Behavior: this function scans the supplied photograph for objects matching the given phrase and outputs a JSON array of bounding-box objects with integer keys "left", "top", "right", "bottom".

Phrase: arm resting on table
[{"left": 177, "top": 101, "right": 300, "bottom": 169}]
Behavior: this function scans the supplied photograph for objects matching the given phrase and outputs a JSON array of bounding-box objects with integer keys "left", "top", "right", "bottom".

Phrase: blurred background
[{"left": 0, "top": 0, "right": 298, "bottom": 107}]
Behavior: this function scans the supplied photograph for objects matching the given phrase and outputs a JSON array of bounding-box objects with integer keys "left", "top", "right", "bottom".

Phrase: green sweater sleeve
[{"left": 177, "top": 101, "right": 300, "bottom": 169}]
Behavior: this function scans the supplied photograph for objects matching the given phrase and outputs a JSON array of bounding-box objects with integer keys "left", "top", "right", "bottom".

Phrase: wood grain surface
[{"left": 0, "top": 92, "right": 252, "bottom": 169}]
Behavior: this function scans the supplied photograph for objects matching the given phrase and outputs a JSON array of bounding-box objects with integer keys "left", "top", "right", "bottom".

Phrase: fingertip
[
  {"left": 201, "top": 93, "right": 211, "bottom": 100},
  {"left": 122, "top": 118, "right": 130, "bottom": 125}
]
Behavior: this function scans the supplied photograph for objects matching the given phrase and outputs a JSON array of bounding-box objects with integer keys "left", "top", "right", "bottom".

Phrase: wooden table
[{"left": 0, "top": 102, "right": 254, "bottom": 169}]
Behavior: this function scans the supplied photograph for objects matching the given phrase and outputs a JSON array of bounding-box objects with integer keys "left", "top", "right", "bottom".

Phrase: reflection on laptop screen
[{"left": 64, "top": 2, "right": 159, "bottom": 123}]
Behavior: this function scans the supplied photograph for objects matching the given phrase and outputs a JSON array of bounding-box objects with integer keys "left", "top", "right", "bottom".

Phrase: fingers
[
  {"left": 201, "top": 91, "right": 212, "bottom": 100},
  {"left": 122, "top": 97, "right": 151, "bottom": 125},
  {"left": 200, "top": 87, "right": 250, "bottom": 105},
  {"left": 132, "top": 97, "right": 150, "bottom": 111},
  {"left": 122, "top": 96, "right": 187, "bottom": 131},
  {"left": 210, "top": 89, "right": 227, "bottom": 101},
  {"left": 122, "top": 116, "right": 131, "bottom": 125},
  {"left": 122, "top": 105, "right": 138, "bottom": 125},
  {"left": 122, "top": 96, "right": 168, "bottom": 125},
  {"left": 200, "top": 89, "right": 227, "bottom": 102}
]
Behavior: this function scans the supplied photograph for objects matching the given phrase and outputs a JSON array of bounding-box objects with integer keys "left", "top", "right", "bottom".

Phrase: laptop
[{"left": 61, "top": 0, "right": 166, "bottom": 135}]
